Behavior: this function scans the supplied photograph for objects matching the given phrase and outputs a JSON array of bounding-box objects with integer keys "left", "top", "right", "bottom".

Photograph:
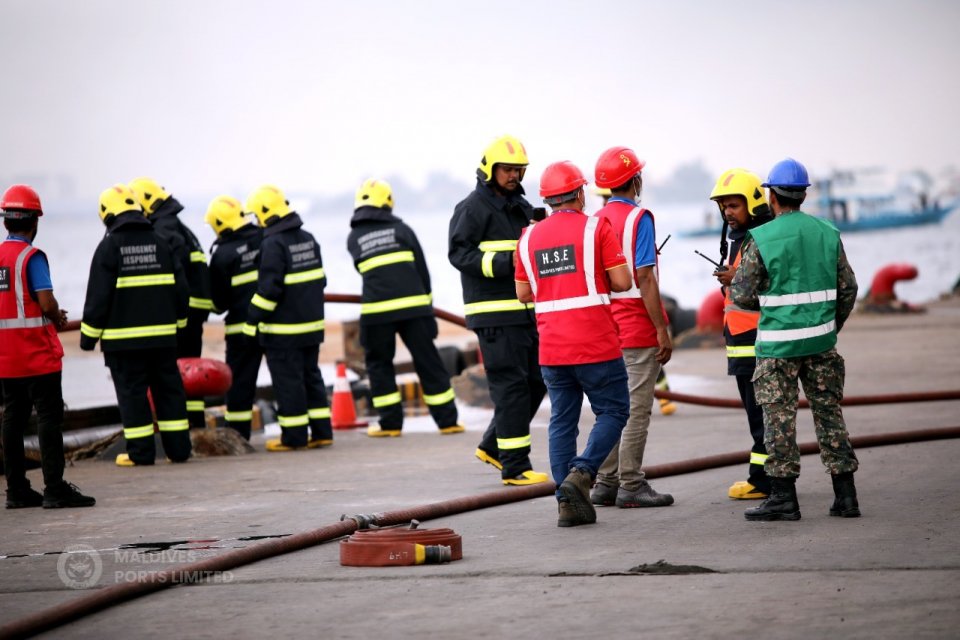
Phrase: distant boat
[
  {"left": 810, "top": 191, "right": 955, "bottom": 233},
  {"left": 679, "top": 169, "right": 958, "bottom": 237}
]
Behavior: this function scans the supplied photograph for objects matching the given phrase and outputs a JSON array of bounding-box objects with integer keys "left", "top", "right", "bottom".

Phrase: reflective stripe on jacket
[
  {"left": 244, "top": 213, "right": 325, "bottom": 349},
  {"left": 448, "top": 179, "right": 537, "bottom": 329},
  {"left": 151, "top": 197, "right": 213, "bottom": 313},
  {"left": 80, "top": 212, "right": 188, "bottom": 353},
  {"left": 209, "top": 224, "right": 263, "bottom": 334},
  {"left": 347, "top": 206, "right": 435, "bottom": 325}
]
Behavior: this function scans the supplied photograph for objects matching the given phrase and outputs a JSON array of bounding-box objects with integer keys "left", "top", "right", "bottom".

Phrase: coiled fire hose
[
  {"left": 0, "top": 484, "right": 543, "bottom": 640},
  {"left": 339, "top": 520, "right": 463, "bottom": 566}
]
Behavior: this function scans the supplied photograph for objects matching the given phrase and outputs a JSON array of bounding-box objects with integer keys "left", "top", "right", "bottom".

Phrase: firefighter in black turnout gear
[
  {"left": 205, "top": 195, "right": 264, "bottom": 441},
  {"left": 129, "top": 177, "right": 213, "bottom": 430},
  {"left": 242, "top": 185, "right": 332, "bottom": 451},
  {"left": 448, "top": 135, "right": 549, "bottom": 486},
  {"left": 347, "top": 178, "right": 465, "bottom": 438},
  {"left": 80, "top": 184, "right": 192, "bottom": 466}
]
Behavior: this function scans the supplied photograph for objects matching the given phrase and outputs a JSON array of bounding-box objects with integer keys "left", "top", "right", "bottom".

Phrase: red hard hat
[
  {"left": 1, "top": 184, "right": 43, "bottom": 217},
  {"left": 594, "top": 146, "right": 645, "bottom": 189},
  {"left": 539, "top": 161, "right": 588, "bottom": 198}
]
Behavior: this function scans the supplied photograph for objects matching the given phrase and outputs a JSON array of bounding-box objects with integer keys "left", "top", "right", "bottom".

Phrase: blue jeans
[{"left": 542, "top": 358, "right": 629, "bottom": 499}]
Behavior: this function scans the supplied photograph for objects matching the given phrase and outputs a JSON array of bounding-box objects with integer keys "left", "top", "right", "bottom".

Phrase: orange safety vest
[
  {"left": 0, "top": 241, "right": 63, "bottom": 378},
  {"left": 723, "top": 248, "right": 760, "bottom": 336}
]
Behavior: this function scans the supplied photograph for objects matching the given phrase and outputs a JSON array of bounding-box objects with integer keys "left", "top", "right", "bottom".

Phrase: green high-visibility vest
[{"left": 749, "top": 211, "right": 840, "bottom": 358}]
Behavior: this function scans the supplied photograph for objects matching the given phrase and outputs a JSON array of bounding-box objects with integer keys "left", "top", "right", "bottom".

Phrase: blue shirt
[
  {"left": 608, "top": 197, "right": 656, "bottom": 268},
  {"left": 4, "top": 235, "right": 53, "bottom": 294}
]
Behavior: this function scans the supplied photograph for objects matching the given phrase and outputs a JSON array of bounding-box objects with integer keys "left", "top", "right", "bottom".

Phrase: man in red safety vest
[
  {"left": 515, "top": 160, "right": 632, "bottom": 527},
  {"left": 589, "top": 146, "right": 674, "bottom": 509},
  {"left": 1, "top": 184, "right": 95, "bottom": 508}
]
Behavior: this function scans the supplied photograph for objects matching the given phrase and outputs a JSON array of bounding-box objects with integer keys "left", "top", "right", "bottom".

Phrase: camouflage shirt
[{"left": 729, "top": 224, "right": 858, "bottom": 331}]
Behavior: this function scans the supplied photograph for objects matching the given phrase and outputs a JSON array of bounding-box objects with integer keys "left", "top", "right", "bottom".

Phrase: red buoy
[
  {"left": 177, "top": 358, "right": 233, "bottom": 398},
  {"left": 695, "top": 289, "right": 725, "bottom": 333}
]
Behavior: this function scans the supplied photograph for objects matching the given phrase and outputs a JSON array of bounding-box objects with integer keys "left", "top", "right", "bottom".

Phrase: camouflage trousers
[{"left": 752, "top": 348, "right": 858, "bottom": 478}]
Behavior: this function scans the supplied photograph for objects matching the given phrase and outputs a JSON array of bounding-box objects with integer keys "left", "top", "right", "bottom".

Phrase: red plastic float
[
  {"left": 695, "top": 288, "right": 725, "bottom": 333},
  {"left": 177, "top": 357, "right": 233, "bottom": 398}
]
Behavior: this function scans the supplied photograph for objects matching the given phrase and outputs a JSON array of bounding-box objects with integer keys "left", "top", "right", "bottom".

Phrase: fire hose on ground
[
  {"left": 2, "top": 424, "right": 960, "bottom": 639},
  {"left": 59, "top": 293, "right": 960, "bottom": 411},
  {"left": 8, "top": 296, "right": 956, "bottom": 638}
]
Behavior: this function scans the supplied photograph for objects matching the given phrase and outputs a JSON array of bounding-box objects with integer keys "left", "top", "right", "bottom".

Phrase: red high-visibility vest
[
  {"left": 0, "top": 241, "right": 63, "bottom": 377},
  {"left": 517, "top": 211, "right": 624, "bottom": 366},
  {"left": 595, "top": 202, "right": 668, "bottom": 348}
]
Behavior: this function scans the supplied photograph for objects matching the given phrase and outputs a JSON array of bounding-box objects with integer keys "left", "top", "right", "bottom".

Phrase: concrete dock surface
[{"left": 2, "top": 297, "right": 959, "bottom": 639}]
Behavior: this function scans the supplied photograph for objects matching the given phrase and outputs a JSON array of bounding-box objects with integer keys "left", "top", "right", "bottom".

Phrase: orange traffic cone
[{"left": 331, "top": 361, "right": 368, "bottom": 430}]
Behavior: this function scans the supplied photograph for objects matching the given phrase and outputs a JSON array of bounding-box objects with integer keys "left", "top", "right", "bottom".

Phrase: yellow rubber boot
[
  {"left": 438, "top": 423, "right": 465, "bottom": 435},
  {"left": 658, "top": 398, "right": 677, "bottom": 416},
  {"left": 656, "top": 369, "right": 677, "bottom": 415},
  {"left": 474, "top": 448, "right": 502, "bottom": 470},
  {"left": 265, "top": 438, "right": 305, "bottom": 452},
  {"left": 503, "top": 470, "right": 550, "bottom": 486},
  {"left": 115, "top": 453, "right": 136, "bottom": 467},
  {"left": 307, "top": 438, "right": 333, "bottom": 449},
  {"left": 367, "top": 425, "right": 402, "bottom": 438},
  {"left": 728, "top": 481, "right": 768, "bottom": 500}
]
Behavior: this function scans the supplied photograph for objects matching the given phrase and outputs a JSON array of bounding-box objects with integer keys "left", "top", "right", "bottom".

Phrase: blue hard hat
[{"left": 762, "top": 158, "right": 811, "bottom": 189}]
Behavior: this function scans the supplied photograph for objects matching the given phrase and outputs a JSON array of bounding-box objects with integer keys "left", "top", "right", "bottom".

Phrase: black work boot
[
  {"left": 6, "top": 485, "right": 44, "bottom": 509},
  {"left": 744, "top": 477, "right": 801, "bottom": 521},
  {"left": 829, "top": 472, "right": 861, "bottom": 518},
  {"left": 42, "top": 482, "right": 96, "bottom": 509}
]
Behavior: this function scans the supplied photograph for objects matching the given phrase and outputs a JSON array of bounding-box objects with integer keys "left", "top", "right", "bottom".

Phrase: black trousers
[
  {"left": 265, "top": 344, "right": 330, "bottom": 447},
  {"left": 1, "top": 372, "right": 66, "bottom": 492},
  {"left": 105, "top": 348, "right": 192, "bottom": 464},
  {"left": 224, "top": 335, "right": 264, "bottom": 440},
  {"left": 177, "top": 308, "right": 208, "bottom": 358},
  {"left": 475, "top": 324, "right": 546, "bottom": 478},
  {"left": 178, "top": 308, "right": 209, "bottom": 429},
  {"left": 737, "top": 373, "right": 770, "bottom": 493},
  {"left": 361, "top": 316, "right": 458, "bottom": 432}
]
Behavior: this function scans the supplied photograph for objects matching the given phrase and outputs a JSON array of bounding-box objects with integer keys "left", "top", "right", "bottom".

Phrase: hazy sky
[{"left": 2, "top": 0, "right": 959, "bottom": 201}]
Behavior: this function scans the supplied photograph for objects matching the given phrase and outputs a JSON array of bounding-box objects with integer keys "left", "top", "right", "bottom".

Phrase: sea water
[
  {"left": 32, "top": 200, "right": 960, "bottom": 408},
  {"left": 41, "top": 201, "right": 960, "bottom": 320}
]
